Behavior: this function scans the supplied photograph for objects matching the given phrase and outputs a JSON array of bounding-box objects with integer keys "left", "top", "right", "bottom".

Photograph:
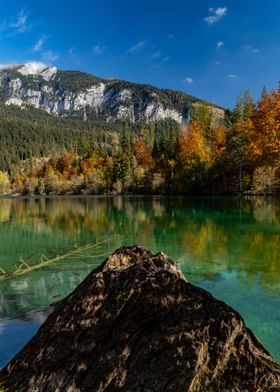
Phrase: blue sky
[{"left": 1, "top": 0, "right": 280, "bottom": 108}]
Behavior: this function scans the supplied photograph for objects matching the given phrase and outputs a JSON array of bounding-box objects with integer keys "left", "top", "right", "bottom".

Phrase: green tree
[
  {"left": 192, "top": 104, "right": 212, "bottom": 134},
  {"left": 243, "top": 90, "right": 254, "bottom": 119},
  {"left": 112, "top": 151, "right": 129, "bottom": 184}
]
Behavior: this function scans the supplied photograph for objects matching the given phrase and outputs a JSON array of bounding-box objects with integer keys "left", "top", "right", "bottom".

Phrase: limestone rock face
[
  {"left": 0, "top": 63, "right": 214, "bottom": 124},
  {"left": 1, "top": 246, "right": 280, "bottom": 391}
]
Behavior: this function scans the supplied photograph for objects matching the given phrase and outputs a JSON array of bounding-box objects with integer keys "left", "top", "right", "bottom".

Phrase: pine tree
[
  {"left": 243, "top": 90, "right": 254, "bottom": 120},
  {"left": 261, "top": 86, "right": 267, "bottom": 98},
  {"left": 233, "top": 95, "right": 244, "bottom": 121}
]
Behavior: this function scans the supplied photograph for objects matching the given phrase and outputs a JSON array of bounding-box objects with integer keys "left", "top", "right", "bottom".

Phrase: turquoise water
[{"left": 0, "top": 196, "right": 279, "bottom": 366}]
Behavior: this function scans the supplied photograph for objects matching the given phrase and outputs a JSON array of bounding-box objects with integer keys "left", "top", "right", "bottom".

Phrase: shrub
[{"left": 251, "top": 166, "right": 280, "bottom": 194}]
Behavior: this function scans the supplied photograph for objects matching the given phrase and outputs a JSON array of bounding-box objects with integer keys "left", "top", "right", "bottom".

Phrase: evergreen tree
[
  {"left": 112, "top": 151, "right": 129, "bottom": 184},
  {"left": 243, "top": 90, "right": 254, "bottom": 120},
  {"left": 120, "top": 124, "right": 132, "bottom": 154},
  {"left": 261, "top": 86, "right": 267, "bottom": 98},
  {"left": 233, "top": 95, "right": 244, "bottom": 121}
]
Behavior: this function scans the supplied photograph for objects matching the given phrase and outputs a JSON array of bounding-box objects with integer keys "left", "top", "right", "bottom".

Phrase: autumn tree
[
  {"left": 208, "top": 124, "right": 226, "bottom": 161},
  {"left": 192, "top": 104, "right": 213, "bottom": 134},
  {"left": 133, "top": 138, "right": 154, "bottom": 169},
  {"left": 222, "top": 91, "right": 256, "bottom": 193},
  {"left": 175, "top": 122, "right": 210, "bottom": 193},
  {"left": 252, "top": 166, "right": 280, "bottom": 194},
  {"left": 244, "top": 89, "right": 280, "bottom": 167},
  {"left": 0, "top": 171, "right": 10, "bottom": 194}
]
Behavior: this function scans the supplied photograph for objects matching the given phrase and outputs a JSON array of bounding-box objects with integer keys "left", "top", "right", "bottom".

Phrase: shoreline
[{"left": 0, "top": 193, "right": 279, "bottom": 200}]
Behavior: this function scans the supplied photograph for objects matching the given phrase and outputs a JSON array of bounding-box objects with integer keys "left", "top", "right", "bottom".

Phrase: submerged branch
[
  {"left": 0, "top": 267, "right": 6, "bottom": 275},
  {"left": 0, "top": 240, "right": 113, "bottom": 282}
]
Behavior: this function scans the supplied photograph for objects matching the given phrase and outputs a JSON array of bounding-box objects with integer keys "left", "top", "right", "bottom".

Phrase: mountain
[{"left": 0, "top": 62, "right": 222, "bottom": 124}]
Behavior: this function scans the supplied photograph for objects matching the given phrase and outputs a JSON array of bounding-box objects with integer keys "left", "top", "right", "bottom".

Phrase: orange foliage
[
  {"left": 133, "top": 138, "right": 154, "bottom": 168},
  {"left": 55, "top": 153, "right": 75, "bottom": 178},
  {"left": 80, "top": 159, "right": 90, "bottom": 175},
  {"left": 42, "top": 162, "right": 55, "bottom": 177},
  {"left": 12, "top": 175, "right": 24, "bottom": 192},
  {"left": 243, "top": 90, "right": 280, "bottom": 165},
  {"left": 209, "top": 124, "right": 226, "bottom": 159},
  {"left": 178, "top": 122, "right": 210, "bottom": 166},
  {"left": 29, "top": 166, "right": 40, "bottom": 178}
]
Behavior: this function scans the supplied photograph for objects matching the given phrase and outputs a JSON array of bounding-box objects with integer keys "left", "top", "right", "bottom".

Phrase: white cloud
[
  {"left": 216, "top": 41, "right": 224, "bottom": 49},
  {"left": 161, "top": 55, "right": 170, "bottom": 64},
  {"left": 215, "top": 7, "right": 227, "bottom": 17},
  {"left": 30, "top": 34, "right": 57, "bottom": 64},
  {"left": 42, "top": 50, "right": 58, "bottom": 63},
  {"left": 147, "top": 53, "right": 170, "bottom": 70},
  {"left": 128, "top": 40, "right": 147, "bottom": 54},
  {"left": 150, "top": 52, "right": 162, "bottom": 60},
  {"left": 243, "top": 44, "right": 259, "bottom": 53},
  {"left": 0, "top": 9, "right": 33, "bottom": 36},
  {"left": 69, "top": 47, "right": 80, "bottom": 65},
  {"left": 10, "top": 9, "right": 31, "bottom": 33},
  {"left": 93, "top": 45, "right": 106, "bottom": 55},
  {"left": 183, "top": 77, "right": 193, "bottom": 85},
  {"left": 228, "top": 73, "right": 237, "bottom": 79},
  {"left": 204, "top": 7, "right": 228, "bottom": 25},
  {"left": 32, "top": 35, "right": 49, "bottom": 52}
]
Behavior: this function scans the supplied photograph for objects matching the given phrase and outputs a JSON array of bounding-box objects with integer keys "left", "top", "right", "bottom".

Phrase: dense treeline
[
  {"left": 0, "top": 103, "right": 178, "bottom": 171},
  {"left": 0, "top": 86, "right": 279, "bottom": 196}
]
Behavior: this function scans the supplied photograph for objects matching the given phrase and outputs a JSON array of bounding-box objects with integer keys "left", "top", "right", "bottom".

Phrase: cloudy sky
[{"left": 0, "top": 0, "right": 280, "bottom": 108}]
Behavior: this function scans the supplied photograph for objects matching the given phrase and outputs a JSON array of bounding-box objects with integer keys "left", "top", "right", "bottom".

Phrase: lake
[{"left": 0, "top": 196, "right": 279, "bottom": 367}]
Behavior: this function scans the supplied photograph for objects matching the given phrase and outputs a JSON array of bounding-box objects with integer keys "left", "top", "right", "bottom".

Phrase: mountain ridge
[{"left": 0, "top": 62, "right": 223, "bottom": 124}]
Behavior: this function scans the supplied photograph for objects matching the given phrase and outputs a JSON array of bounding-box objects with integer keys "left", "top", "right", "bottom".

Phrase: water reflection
[
  {"left": 0, "top": 269, "right": 93, "bottom": 319},
  {"left": 0, "top": 196, "right": 280, "bottom": 361},
  {"left": 0, "top": 196, "right": 279, "bottom": 288}
]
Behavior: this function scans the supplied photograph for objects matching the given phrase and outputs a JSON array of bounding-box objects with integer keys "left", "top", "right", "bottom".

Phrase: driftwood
[
  {"left": 1, "top": 246, "right": 280, "bottom": 391},
  {"left": 0, "top": 241, "right": 111, "bottom": 282}
]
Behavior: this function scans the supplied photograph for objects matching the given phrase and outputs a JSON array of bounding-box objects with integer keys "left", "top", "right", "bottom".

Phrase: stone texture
[
  {"left": 1, "top": 246, "right": 279, "bottom": 391},
  {"left": 0, "top": 63, "right": 186, "bottom": 123}
]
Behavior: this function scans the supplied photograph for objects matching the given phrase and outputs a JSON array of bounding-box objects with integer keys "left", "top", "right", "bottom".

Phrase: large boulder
[{"left": 1, "top": 246, "right": 280, "bottom": 391}]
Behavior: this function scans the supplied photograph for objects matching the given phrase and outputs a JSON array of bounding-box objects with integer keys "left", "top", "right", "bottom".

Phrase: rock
[
  {"left": 1, "top": 246, "right": 280, "bottom": 391},
  {"left": 0, "top": 64, "right": 189, "bottom": 123}
]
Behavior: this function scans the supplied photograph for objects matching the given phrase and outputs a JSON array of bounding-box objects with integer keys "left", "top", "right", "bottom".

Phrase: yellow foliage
[
  {"left": 0, "top": 171, "right": 10, "bottom": 195},
  {"left": 178, "top": 122, "right": 210, "bottom": 166},
  {"left": 242, "top": 90, "right": 280, "bottom": 166}
]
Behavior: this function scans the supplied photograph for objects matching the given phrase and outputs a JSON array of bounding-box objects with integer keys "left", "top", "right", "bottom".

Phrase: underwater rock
[{"left": 1, "top": 246, "right": 280, "bottom": 391}]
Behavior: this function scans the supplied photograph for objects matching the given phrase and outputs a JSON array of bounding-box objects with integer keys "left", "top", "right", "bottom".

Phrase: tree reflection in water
[{"left": 0, "top": 196, "right": 280, "bottom": 360}]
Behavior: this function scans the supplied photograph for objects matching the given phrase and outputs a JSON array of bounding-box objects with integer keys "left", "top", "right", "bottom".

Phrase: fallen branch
[{"left": 0, "top": 240, "right": 114, "bottom": 282}]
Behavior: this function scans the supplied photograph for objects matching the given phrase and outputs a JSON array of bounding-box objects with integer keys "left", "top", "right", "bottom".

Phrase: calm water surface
[{"left": 0, "top": 196, "right": 279, "bottom": 366}]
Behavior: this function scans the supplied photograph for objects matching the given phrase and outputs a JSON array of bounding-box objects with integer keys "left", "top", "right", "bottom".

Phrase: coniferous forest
[{"left": 0, "top": 86, "right": 279, "bottom": 196}]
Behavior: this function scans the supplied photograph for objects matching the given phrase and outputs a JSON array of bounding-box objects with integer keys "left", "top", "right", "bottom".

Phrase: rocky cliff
[
  {"left": 2, "top": 246, "right": 278, "bottom": 391},
  {"left": 0, "top": 62, "right": 222, "bottom": 124}
]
